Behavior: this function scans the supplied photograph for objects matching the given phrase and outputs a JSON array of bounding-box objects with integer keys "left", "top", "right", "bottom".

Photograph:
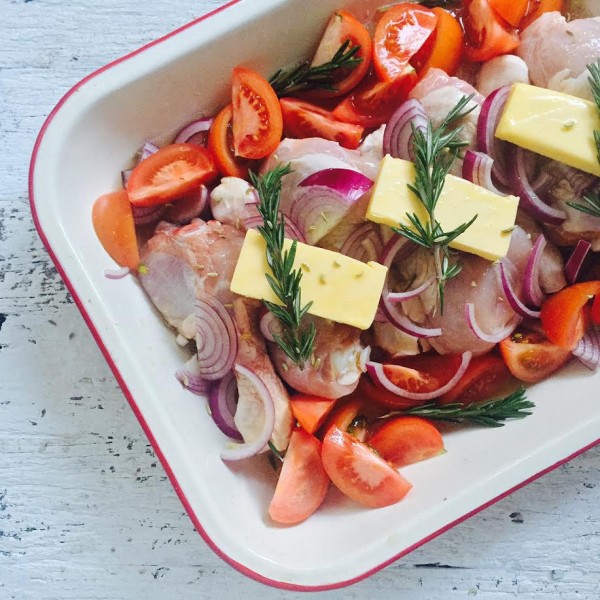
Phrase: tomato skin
[
  {"left": 499, "top": 331, "right": 571, "bottom": 383},
  {"left": 321, "top": 426, "right": 412, "bottom": 508},
  {"left": 373, "top": 3, "right": 438, "bottom": 82},
  {"left": 92, "top": 190, "right": 139, "bottom": 270},
  {"left": 268, "top": 427, "right": 330, "bottom": 525},
  {"left": 126, "top": 144, "right": 217, "bottom": 207},
  {"left": 208, "top": 105, "right": 256, "bottom": 179},
  {"left": 332, "top": 70, "right": 417, "bottom": 128},
  {"left": 231, "top": 67, "right": 283, "bottom": 159},
  {"left": 357, "top": 375, "right": 429, "bottom": 410},
  {"left": 367, "top": 416, "right": 445, "bottom": 468},
  {"left": 463, "top": 0, "right": 519, "bottom": 63},
  {"left": 592, "top": 294, "right": 600, "bottom": 327},
  {"left": 309, "top": 10, "right": 372, "bottom": 98},
  {"left": 488, "top": 0, "right": 529, "bottom": 27},
  {"left": 290, "top": 394, "right": 337, "bottom": 435},
  {"left": 280, "top": 98, "right": 364, "bottom": 149},
  {"left": 520, "top": 0, "right": 563, "bottom": 29},
  {"left": 413, "top": 8, "right": 464, "bottom": 77},
  {"left": 437, "top": 353, "right": 513, "bottom": 405},
  {"left": 540, "top": 281, "right": 600, "bottom": 349}
]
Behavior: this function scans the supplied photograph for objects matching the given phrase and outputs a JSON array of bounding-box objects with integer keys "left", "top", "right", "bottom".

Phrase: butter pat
[
  {"left": 495, "top": 83, "right": 600, "bottom": 177},
  {"left": 230, "top": 229, "right": 387, "bottom": 330},
  {"left": 367, "top": 156, "right": 519, "bottom": 262}
]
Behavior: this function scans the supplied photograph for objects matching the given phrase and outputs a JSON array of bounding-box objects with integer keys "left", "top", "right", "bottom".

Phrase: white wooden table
[{"left": 1, "top": 1, "right": 599, "bottom": 597}]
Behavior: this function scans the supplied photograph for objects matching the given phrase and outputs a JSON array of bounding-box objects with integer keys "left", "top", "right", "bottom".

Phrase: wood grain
[{"left": 1, "top": 0, "right": 599, "bottom": 597}]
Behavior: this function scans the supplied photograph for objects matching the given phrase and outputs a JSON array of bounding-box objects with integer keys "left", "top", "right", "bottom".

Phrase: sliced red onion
[
  {"left": 374, "top": 306, "right": 389, "bottom": 323},
  {"left": 121, "top": 169, "right": 133, "bottom": 188},
  {"left": 175, "top": 355, "right": 210, "bottom": 395},
  {"left": 564, "top": 240, "right": 592, "bottom": 285},
  {"left": 366, "top": 352, "right": 472, "bottom": 401},
  {"left": 522, "top": 234, "right": 547, "bottom": 307},
  {"left": 195, "top": 291, "right": 238, "bottom": 381},
  {"left": 174, "top": 117, "right": 214, "bottom": 146},
  {"left": 573, "top": 327, "right": 600, "bottom": 370},
  {"left": 509, "top": 147, "right": 567, "bottom": 225},
  {"left": 383, "top": 99, "right": 427, "bottom": 161},
  {"left": 299, "top": 168, "right": 373, "bottom": 199},
  {"left": 465, "top": 302, "right": 520, "bottom": 344},
  {"left": 259, "top": 310, "right": 283, "bottom": 343},
  {"left": 220, "top": 364, "right": 275, "bottom": 461},
  {"left": 140, "top": 141, "right": 160, "bottom": 162},
  {"left": 208, "top": 372, "right": 242, "bottom": 440},
  {"left": 499, "top": 262, "right": 541, "bottom": 319},
  {"left": 132, "top": 204, "right": 165, "bottom": 226},
  {"left": 340, "top": 223, "right": 384, "bottom": 263},
  {"left": 462, "top": 150, "right": 504, "bottom": 195},
  {"left": 477, "top": 86, "right": 511, "bottom": 189},
  {"left": 378, "top": 236, "right": 442, "bottom": 338},
  {"left": 163, "top": 186, "right": 209, "bottom": 225},
  {"left": 386, "top": 277, "right": 435, "bottom": 303},
  {"left": 103, "top": 266, "right": 131, "bottom": 279},
  {"left": 243, "top": 214, "right": 305, "bottom": 242}
]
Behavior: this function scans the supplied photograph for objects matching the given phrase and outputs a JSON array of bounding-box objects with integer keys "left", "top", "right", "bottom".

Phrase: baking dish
[{"left": 29, "top": 0, "right": 600, "bottom": 590}]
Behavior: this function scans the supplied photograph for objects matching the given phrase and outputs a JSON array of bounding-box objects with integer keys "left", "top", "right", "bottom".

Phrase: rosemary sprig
[
  {"left": 390, "top": 387, "right": 534, "bottom": 428},
  {"left": 567, "top": 61, "right": 600, "bottom": 219},
  {"left": 269, "top": 40, "right": 362, "bottom": 97},
  {"left": 393, "top": 94, "right": 478, "bottom": 312},
  {"left": 250, "top": 165, "right": 316, "bottom": 368}
]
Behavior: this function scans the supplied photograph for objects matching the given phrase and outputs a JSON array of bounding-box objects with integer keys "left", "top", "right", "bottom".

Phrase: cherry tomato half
[
  {"left": 231, "top": 66, "right": 283, "bottom": 159},
  {"left": 268, "top": 427, "right": 330, "bottom": 525},
  {"left": 309, "top": 10, "right": 372, "bottom": 98},
  {"left": 321, "top": 426, "right": 412, "bottom": 508},
  {"left": 126, "top": 143, "right": 217, "bottom": 207},
  {"left": 373, "top": 3, "right": 438, "bottom": 82},
  {"left": 280, "top": 98, "right": 364, "bottom": 149},
  {"left": 92, "top": 190, "right": 139, "bottom": 270}
]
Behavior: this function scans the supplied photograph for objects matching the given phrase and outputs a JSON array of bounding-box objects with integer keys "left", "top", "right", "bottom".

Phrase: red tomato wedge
[
  {"left": 463, "top": 0, "right": 519, "bottom": 62},
  {"left": 280, "top": 98, "right": 364, "bottom": 149},
  {"left": 208, "top": 105, "right": 256, "bottom": 179},
  {"left": 499, "top": 330, "right": 571, "bottom": 383},
  {"left": 385, "top": 354, "right": 464, "bottom": 392},
  {"left": 373, "top": 3, "right": 438, "bottom": 82},
  {"left": 540, "top": 281, "right": 600, "bottom": 349},
  {"left": 367, "top": 417, "right": 445, "bottom": 468},
  {"left": 520, "top": 0, "right": 563, "bottom": 29},
  {"left": 412, "top": 7, "right": 464, "bottom": 77},
  {"left": 290, "top": 394, "right": 337, "bottom": 435},
  {"left": 437, "top": 353, "right": 514, "bottom": 405},
  {"left": 357, "top": 375, "right": 429, "bottom": 410},
  {"left": 92, "top": 190, "right": 139, "bottom": 270},
  {"left": 126, "top": 143, "right": 217, "bottom": 207},
  {"left": 592, "top": 294, "right": 600, "bottom": 327},
  {"left": 319, "top": 397, "right": 368, "bottom": 440},
  {"left": 322, "top": 426, "right": 412, "bottom": 508},
  {"left": 231, "top": 67, "right": 283, "bottom": 159},
  {"left": 268, "top": 427, "right": 330, "bottom": 525},
  {"left": 488, "top": 0, "right": 529, "bottom": 27},
  {"left": 332, "top": 70, "right": 417, "bottom": 128},
  {"left": 309, "top": 10, "right": 372, "bottom": 98}
]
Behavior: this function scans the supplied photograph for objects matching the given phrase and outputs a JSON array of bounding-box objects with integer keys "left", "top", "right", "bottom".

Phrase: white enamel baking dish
[{"left": 29, "top": 0, "right": 600, "bottom": 590}]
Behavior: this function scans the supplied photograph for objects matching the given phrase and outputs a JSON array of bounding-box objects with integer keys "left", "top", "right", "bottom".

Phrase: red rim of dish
[{"left": 27, "top": 1, "right": 600, "bottom": 591}]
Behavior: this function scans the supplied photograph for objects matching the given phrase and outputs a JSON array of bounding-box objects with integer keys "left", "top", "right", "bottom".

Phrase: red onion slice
[
  {"left": 383, "top": 99, "right": 427, "bottom": 161},
  {"left": 509, "top": 147, "right": 567, "bottom": 225},
  {"left": 366, "top": 352, "right": 472, "bottom": 401},
  {"left": 174, "top": 117, "right": 214, "bottom": 146},
  {"left": 243, "top": 215, "right": 305, "bottom": 242},
  {"left": 499, "top": 262, "right": 541, "bottom": 319},
  {"left": 378, "top": 236, "right": 442, "bottom": 338},
  {"left": 465, "top": 303, "right": 520, "bottom": 344},
  {"left": 564, "top": 240, "right": 592, "bottom": 285},
  {"left": 195, "top": 291, "right": 238, "bottom": 381},
  {"left": 477, "top": 86, "right": 511, "bottom": 189},
  {"left": 163, "top": 186, "right": 209, "bottom": 225},
  {"left": 121, "top": 169, "right": 133, "bottom": 188},
  {"left": 209, "top": 372, "right": 242, "bottom": 440},
  {"left": 462, "top": 150, "right": 504, "bottom": 195},
  {"left": 132, "top": 204, "right": 166, "bottom": 226},
  {"left": 522, "top": 234, "right": 547, "bottom": 307},
  {"left": 140, "top": 141, "right": 160, "bottom": 162},
  {"left": 573, "top": 327, "right": 600, "bottom": 370},
  {"left": 175, "top": 355, "right": 210, "bottom": 395},
  {"left": 386, "top": 277, "right": 435, "bottom": 303},
  {"left": 340, "top": 223, "right": 384, "bottom": 263},
  {"left": 104, "top": 267, "right": 131, "bottom": 280},
  {"left": 299, "top": 168, "right": 373, "bottom": 200},
  {"left": 220, "top": 364, "right": 275, "bottom": 461}
]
